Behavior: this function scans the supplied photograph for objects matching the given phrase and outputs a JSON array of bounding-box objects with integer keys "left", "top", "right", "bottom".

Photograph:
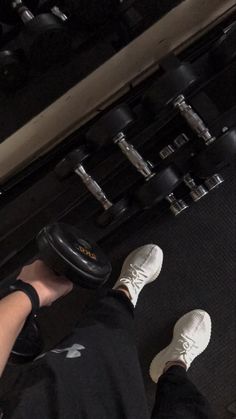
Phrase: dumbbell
[
  {"left": 0, "top": 49, "right": 28, "bottom": 90},
  {"left": 209, "top": 21, "right": 236, "bottom": 68},
  {"left": 183, "top": 174, "right": 209, "bottom": 202},
  {"left": 174, "top": 96, "right": 236, "bottom": 185},
  {"left": 192, "top": 125, "right": 236, "bottom": 181},
  {"left": 159, "top": 134, "right": 209, "bottom": 202},
  {"left": 143, "top": 54, "right": 236, "bottom": 190},
  {"left": 7, "top": 222, "right": 112, "bottom": 364},
  {"left": 0, "top": 0, "right": 71, "bottom": 69},
  {"left": 51, "top": 6, "right": 68, "bottom": 22},
  {"left": 113, "top": 4, "right": 144, "bottom": 50},
  {"left": 55, "top": 145, "right": 129, "bottom": 227},
  {"left": 59, "top": 0, "right": 119, "bottom": 28},
  {"left": 86, "top": 105, "right": 188, "bottom": 216}
]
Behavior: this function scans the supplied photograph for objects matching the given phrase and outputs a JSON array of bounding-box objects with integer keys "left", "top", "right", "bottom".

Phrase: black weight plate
[
  {"left": 21, "top": 14, "right": 72, "bottom": 69},
  {"left": 210, "top": 24, "right": 236, "bottom": 68},
  {"left": 55, "top": 146, "right": 90, "bottom": 179},
  {"left": 0, "top": 50, "right": 28, "bottom": 90},
  {"left": 61, "top": 0, "right": 119, "bottom": 28},
  {"left": 97, "top": 198, "right": 129, "bottom": 227},
  {"left": 0, "top": 0, "right": 39, "bottom": 25},
  {"left": 193, "top": 128, "right": 236, "bottom": 177},
  {"left": 135, "top": 166, "right": 182, "bottom": 209},
  {"left": 37, "top": 223, "right": 112, "bottom": 288},
  {"left": 143, "top": 63, "right": 197, "bottom": 113},
  {"left": 9, "top": 319, "right": 43, "bottom": 364},
  {"left": 87, "top": 104, "right": 135, "bottom": 148}
]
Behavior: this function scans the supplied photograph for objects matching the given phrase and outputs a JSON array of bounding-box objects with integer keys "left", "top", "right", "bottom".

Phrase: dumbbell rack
[
  {"left": 0, "top": 0, "right": 180, "bottom": 52},
  {"left": 0, "top": 0, "right": 157, "bottom": 90},
  {"left": 1, "top": 12, "right": 236, "bottom": 282}
]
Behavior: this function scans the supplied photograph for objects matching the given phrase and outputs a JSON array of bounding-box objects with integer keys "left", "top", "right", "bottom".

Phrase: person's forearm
[{"left": 0, "top": 291, "right": 32, "bottom": 377}]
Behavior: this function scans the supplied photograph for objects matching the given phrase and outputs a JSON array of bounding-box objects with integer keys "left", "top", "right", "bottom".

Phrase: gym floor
[
  {"left": 2, "top": 162, "right": 235, "bottom": 419},
  {"left": 0, "top": 2, "right": 235, "bottom": 419}
]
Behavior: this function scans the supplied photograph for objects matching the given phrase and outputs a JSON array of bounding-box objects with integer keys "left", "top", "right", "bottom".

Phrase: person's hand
[{"left": 17, "top": 260, "right": 74, "bottom": 308}]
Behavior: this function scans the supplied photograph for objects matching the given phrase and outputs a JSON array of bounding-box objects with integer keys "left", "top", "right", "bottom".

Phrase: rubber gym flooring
[
  {"left": 104, "top": 163, "right": 236, "bottom": 419},
  {"left": 1, "top": 163, "right": 235, "bottom": 419},
  {"left": 0, "top": 2, "right": 235, "bottom": 419},
  {"left": 102, "top": 162, "right": 236, "bottom": 419}
]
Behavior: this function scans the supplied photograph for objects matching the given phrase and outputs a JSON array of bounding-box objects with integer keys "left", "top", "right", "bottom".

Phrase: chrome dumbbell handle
[
  {"left": 113, "top": 133, "right": 188, "bottom": 216},
  {"left": 51, "top": 6, "right": 68, "bottom": 22},
  {"left": 159, "top": 134, "right": 190, "bottom": 160},
  {"left": 159, "top": 145, "right": 175, "bottom": 160},
  {"left": 184, "top": 174, "right": 208, "bottom": 202},
  {"left": 204, "top": 174, "right": 224, "bottom": 191},
  {"left": 75, "top": 165, "right": 113, "bottom": 210},
  {"left": 174, "top": 133, "right": 190, "bottom": 149},
  {"left": 166, "top": 193, "right": 188, "bottom": 216},
  {"left": 20, "top": 8, "right": 34, "bottom": 22},
  {"left": 174, "top": 95, "right": 215, "bottom": 146},
  {"left": 173, "top": 99, "right": 224, "bottom": 191},
  {"left": 114, "top": 132, "right": 153, "bottom": 179},
  {"left": 12, "top": 0, "right": 34, "bottom": 22}
]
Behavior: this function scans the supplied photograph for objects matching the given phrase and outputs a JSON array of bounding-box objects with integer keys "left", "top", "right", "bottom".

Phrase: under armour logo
[
  {"left": 51, "top": 344, "right": 85, "bottom": 358},
  {"left": 34, "top": 343, "right": 85, "bottom": 361}
]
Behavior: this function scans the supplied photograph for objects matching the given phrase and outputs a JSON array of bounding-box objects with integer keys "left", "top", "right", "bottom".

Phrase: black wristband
[{"left": 8, "top": 280, "right": 40, "bottom": 319}]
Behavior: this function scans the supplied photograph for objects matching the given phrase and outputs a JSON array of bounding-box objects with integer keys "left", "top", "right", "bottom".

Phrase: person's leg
[
  {"left": 151, "top": 366, "right": 214, "bottom": 419},
  {"left": 78, "top": 243, "right": 164, "bottom": 333},
  {"left": 23, "top": 244, "right": 163, "bottom": 419},
  {"left": 150, "top": 310, "right": 214, "bottom": 419}
]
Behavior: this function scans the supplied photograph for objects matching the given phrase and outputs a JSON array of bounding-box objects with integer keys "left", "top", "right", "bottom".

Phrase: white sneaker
[
  {"left": 150, "top": 310, "right": 212, "bottom": 383},
  {"left": 113, "top": 244, "right": 163, "bottom": 306}
]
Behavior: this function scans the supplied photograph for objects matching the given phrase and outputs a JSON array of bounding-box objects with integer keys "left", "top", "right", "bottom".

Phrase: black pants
[
  {"left": 4, "top": 290, "right": 214, "bottom": 419},
  {"left": 75, "top": 289, "right": 214, "bottom": 419}
]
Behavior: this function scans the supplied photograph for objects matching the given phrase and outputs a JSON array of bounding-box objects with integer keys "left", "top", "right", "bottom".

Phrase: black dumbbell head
[
  {"left": 37, "top": 223, "right": 112, "bottom": 288},
  {"left": 20, "top": 13, "right": 72, "bottom": 69},
  {"left": 143, "top": 62, "right": 197, "bottom": 113},
  {"left": 55, "top": 146, "right": 90, "bottom": 179},
  {"left": 0, "top": 0, "right": 40, "bottom": 24},
  {"left": 86, "top": 104, "right": 135, "bottom": 148},
  {"left": 0, "top": 50, "right": 28, "bottom": 91},
  {"left": 60, "top": 0, "right": 119, "bottom": 28},
  {"left": 210, "top": 128, "right": 236, "bottom": 162},
  {"left": 210, "top": 23, "right": 236, "bottom": 68},
  {"left": 135, "top": 166, "right": 182, "bottom": 209},
  {"left": 97, "top": 197, "right": 129, "bottom": 227},
  {"left": 193, "top": 127, "right": 236, "bottom": 177}
]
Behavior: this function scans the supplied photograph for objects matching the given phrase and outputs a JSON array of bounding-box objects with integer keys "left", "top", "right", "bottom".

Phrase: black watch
[{"left": 6, "top": 279, "right": 40, "bottom": 319}]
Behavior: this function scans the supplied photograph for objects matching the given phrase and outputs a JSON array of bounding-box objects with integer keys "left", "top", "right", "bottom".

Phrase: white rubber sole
[{"left": 150, "top": 344, "right": 174, "bottom": 383}]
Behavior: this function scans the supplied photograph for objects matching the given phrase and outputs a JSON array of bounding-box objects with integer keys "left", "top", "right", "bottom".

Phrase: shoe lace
[
  {"left": 173, "top": 333, "right": 199, "bottom": 365},
  {"left": 120, "top": 263, "right": 148, "bottom": 294}
]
